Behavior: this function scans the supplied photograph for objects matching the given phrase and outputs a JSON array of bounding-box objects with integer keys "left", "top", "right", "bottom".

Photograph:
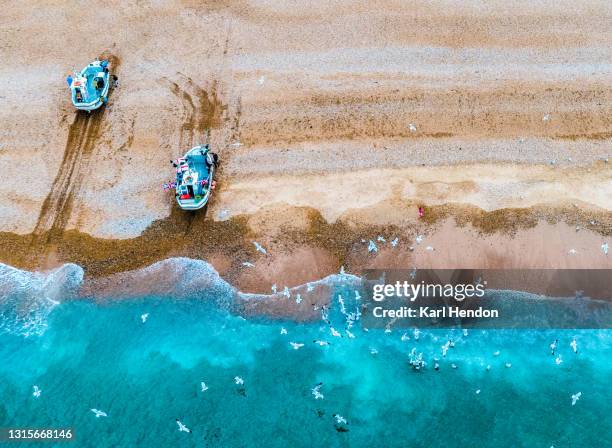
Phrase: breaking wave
[
  {"left": 0, "top": 263, "right": 84, "bottom": 336},
  {"left": 2, "top": 257, "right": 610, "bottom": 337}
]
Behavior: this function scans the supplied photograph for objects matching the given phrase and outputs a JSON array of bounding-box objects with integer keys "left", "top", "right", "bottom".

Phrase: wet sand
[{"left": 0, "top": 1, "right": 610, "bottom": 293}]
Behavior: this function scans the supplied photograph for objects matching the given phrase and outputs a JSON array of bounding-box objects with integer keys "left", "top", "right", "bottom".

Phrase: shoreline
[{"left": 1, "top": 206, "right": 609, "bottom": 296}]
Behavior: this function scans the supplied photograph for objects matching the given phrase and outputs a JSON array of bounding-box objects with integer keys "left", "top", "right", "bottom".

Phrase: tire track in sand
[
  {"left": 32, "top": 110, "right": 105, "bottom": 240},
  {"left": 165, "top": 75, "right": 226, "bottom": 149}
]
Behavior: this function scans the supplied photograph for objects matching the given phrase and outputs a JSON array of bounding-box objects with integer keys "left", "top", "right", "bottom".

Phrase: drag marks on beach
[
  {"left": 32, "top": 110, "right": 106, "bottom": 240},
  {"left": 164, "top": 75, "right": 227, "bottom": 150}
]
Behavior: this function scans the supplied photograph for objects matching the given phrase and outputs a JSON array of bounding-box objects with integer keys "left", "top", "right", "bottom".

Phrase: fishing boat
[
  {"left": 173, "top": 145, "right": 218, "bottom": 210},
  {"left": 69, "top": 59, "right": 111, "bottom": 111}
]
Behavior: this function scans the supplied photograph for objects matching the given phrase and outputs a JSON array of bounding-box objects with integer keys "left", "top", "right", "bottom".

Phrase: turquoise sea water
[{"left": 0, "top": 263, "right": 610, "bottom": 447}]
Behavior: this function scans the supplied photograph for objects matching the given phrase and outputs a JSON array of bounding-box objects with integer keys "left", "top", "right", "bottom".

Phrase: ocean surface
[{"left": 0, "top": 261, "right": 610, "bottom": 448}]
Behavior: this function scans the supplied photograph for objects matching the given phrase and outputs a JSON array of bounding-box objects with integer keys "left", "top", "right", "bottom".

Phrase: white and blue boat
[
  {"left": 68, "top": 59, "right": 111, "bottom": 111},
  {"left": 173, "top": 145, "right": 219, "bottom": 210}
]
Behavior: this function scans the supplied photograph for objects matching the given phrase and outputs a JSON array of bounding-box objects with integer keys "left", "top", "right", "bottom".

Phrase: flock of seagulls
[{"left": 25, "top": 270, "right": 592, "bottom": 440}]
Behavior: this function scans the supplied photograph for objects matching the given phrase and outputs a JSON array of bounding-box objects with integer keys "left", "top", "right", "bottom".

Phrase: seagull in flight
[
  {"left": 32, "top": 385, "right": 41, "bottom": 398},
  {"left": 200, "top": 382, "right": 209, "bottom": 392},
  {"left": 91, "top": 409, "right": 107, "bottom": 418},
  {"left": 550, "top": 339, "right": 558, "bottom": 355},
  {"left": 601, "top": 242, "right": 608, "bottom": 255},
  {"left": 234, "top": 376, "right": 244, "bottom": 385},
  {"left": 242, "top": 261, "right": 254, "bottom": 268},
  {"left": 141, "top": 313, "right": 149, "bottom": 323},
  {"left": 253, "top": 241, "right": 267, "bottom": 255},
  {"left": 312, "top": 382, "right": 324, "bottom": 400},
  {"left": 289, "top": 342, "right": 304, "bottom": 350},
  {"left": 333, "top": 414, "right": 347, "bottom": 425},
  {"left": 330, "top": 327, "right": 341, "bottom": 337},
  {"left": 176, "top": 419, "right": 192, "bottom": 433},
  {"left": 570, "top": 338, "right": 578, "bottom": 353},
  {"left": 555, "top": 355, "right": 563, "bottom": 365},
  {"left": 571, "top": 392, "right": 582, "bottom": 406},
  {"left": 280, "top": 327, "right": 288, "bottom": 335},
  {"left": 314, "top": 340, "right": 330, "bottom": 346},
  {"left": 307, "top": 283, "right": 314, "bottom": 292}
]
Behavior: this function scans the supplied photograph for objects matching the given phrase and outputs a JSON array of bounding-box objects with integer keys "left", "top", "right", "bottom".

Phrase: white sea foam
[{"left": 0, "top": 263, "right": 83, "bottom": 336}]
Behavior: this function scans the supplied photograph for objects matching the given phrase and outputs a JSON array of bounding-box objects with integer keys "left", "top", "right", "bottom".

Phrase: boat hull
[{"left": 175, "top": 149, "right": 215, "bottom": 210}]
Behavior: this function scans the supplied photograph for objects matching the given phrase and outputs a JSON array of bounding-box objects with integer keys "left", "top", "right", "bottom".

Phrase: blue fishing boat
[
  {"left": 69, "top": 59, "right": 111, "bottom": 111},
  {"left": 173, "top": 145, "right": 219, "bottom": 210}
]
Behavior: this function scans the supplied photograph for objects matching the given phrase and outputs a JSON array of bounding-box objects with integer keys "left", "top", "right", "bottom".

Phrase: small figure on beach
[{"left": 418, "top": 206, "right": 424, "bottom": 217}]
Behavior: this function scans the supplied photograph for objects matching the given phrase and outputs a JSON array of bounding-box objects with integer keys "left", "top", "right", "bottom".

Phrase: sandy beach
[{"left": 0, "top": 0, "right": 610, "bottom": 293}]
